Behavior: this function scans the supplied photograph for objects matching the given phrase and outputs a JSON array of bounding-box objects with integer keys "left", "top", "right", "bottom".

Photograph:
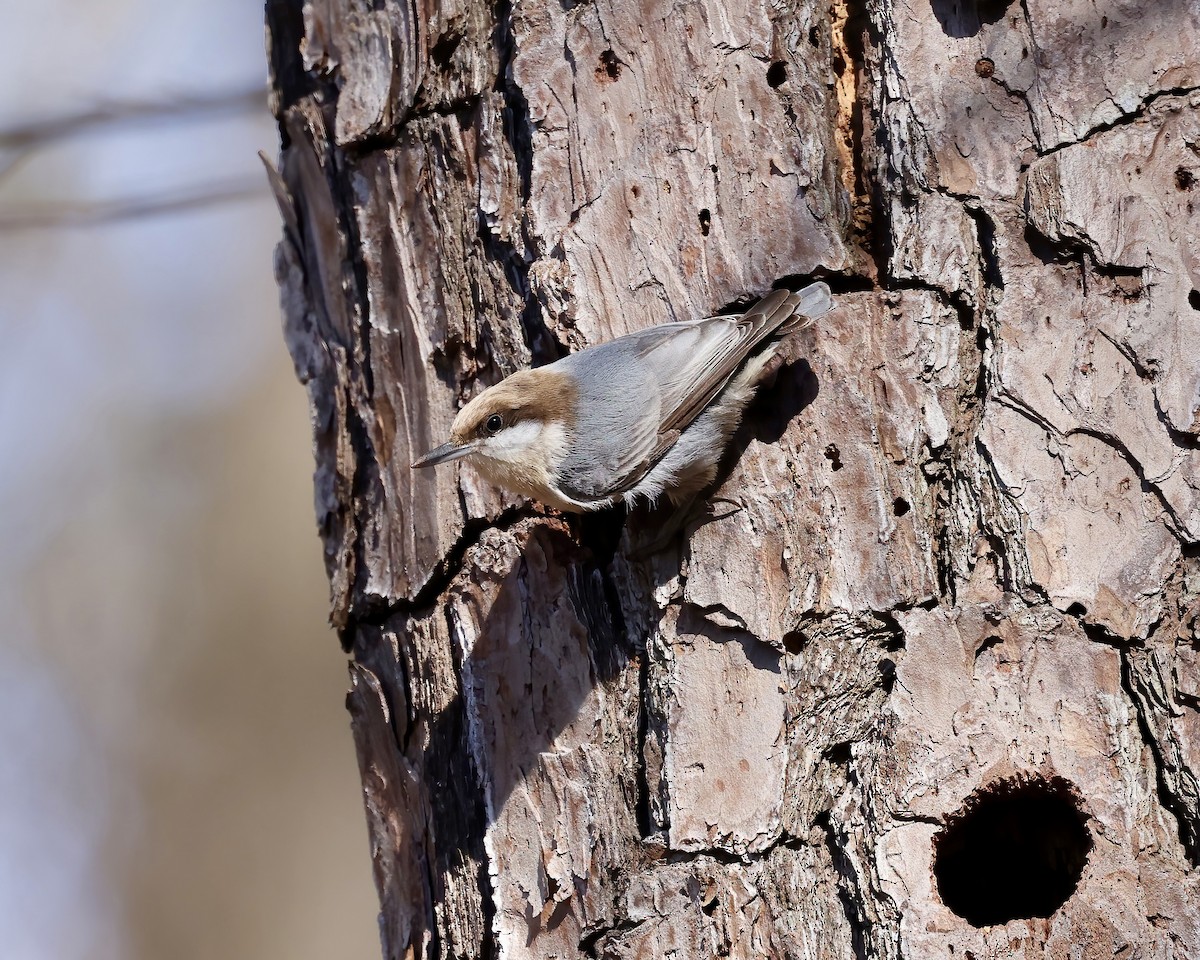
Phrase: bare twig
[
  {"left": 0, "top": 87, "right": 266, "bottom": 150},
  {"left": 0, "top": 178, "right": 267, "bottom": 230}
]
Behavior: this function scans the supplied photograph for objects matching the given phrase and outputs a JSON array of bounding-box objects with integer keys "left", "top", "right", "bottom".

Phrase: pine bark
[{"left": 266, "top": 0, "right": 1200, "bottom": 956}]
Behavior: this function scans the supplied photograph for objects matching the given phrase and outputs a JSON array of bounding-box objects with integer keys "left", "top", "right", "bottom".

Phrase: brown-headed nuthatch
[{"left": 413, "top": 282, "right": 833, "bottom": 512}]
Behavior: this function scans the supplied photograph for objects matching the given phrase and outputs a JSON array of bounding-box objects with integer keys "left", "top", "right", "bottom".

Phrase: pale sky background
[{"left": 0, "top": 2, "right": 379, "bottom": 957}]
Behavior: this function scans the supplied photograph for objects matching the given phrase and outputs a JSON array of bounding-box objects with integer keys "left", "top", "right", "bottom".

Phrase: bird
[{"left": 412, "top": 282, "right": 833, "bottom": 513}]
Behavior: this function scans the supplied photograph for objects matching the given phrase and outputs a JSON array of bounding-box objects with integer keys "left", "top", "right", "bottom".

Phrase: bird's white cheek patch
[
  {"left": 483, "top": 420, "right": 552, "bottom": 462},
  {"left": 536, "top": 420, "right": 568, "bottom": 468}
]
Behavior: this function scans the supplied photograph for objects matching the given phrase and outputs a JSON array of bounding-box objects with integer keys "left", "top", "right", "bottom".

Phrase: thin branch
[
  {"left": 0, "top": 87, "right": 267, "bottom": 150},
  {"left": 0, "top": 148, "right": 32, "bottom": 181},
  {"left": 0, "top": 179, "right": 267, "bottom": 230}
]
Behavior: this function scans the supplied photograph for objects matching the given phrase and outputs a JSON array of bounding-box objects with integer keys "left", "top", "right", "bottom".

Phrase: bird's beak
[{"left": 411, "top": 440, "right": 475, "bottom": 469}]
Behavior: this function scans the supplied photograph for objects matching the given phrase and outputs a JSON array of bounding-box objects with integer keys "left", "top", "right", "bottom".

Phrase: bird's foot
[{"left": 628, "top": 495, "right": 745, "bottom": 559}]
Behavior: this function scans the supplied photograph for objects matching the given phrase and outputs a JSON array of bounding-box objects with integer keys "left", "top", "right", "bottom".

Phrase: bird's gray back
[{"left": 548, "top": 319, "right": 737, "bottom": 502}]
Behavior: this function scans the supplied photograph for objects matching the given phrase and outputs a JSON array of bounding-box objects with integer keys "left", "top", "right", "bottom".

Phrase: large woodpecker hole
[{"left": 933, "top": 775, "right": 1092, "bottom": 927}]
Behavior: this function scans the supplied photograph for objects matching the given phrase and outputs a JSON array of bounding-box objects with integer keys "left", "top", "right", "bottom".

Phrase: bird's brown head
[{"left": 412, "top": 369, "right": 578, "bottom": 501}]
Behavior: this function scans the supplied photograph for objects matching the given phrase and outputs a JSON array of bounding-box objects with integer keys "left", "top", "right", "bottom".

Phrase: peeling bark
[{"left": 267, "top": 0, "right": 1200, "bottom": 956}]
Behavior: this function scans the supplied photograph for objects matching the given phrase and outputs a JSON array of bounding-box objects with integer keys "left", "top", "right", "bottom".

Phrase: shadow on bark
[{"left": 927, "top": 0, "right": 1014, "bottom": 39}]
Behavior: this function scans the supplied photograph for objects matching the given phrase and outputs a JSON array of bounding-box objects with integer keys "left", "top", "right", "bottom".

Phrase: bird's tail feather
[{"left": 778, "top": 281, "right": 834, "bottom": 334}]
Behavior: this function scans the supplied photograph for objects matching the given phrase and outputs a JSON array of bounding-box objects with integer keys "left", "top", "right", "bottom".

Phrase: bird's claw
[{"left": 628, "top": 496, "right": 745, "bottom": 559}]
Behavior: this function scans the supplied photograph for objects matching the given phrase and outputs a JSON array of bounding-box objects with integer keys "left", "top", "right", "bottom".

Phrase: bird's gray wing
[
  {"left": 609, "top": 283, "right": 832, "bottom": 493},
  {"left": 550, "top": 341, "right": 666, "bottom": 502},
  {"left": 553, "top": 283, "right": 832, "bottom": 502}
]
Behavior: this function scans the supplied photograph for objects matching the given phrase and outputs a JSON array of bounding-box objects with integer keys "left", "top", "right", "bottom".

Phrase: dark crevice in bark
[
  {"left": 1068, "top": 608, "right": 1139, "bottom": 649},
  {"left": 966, "top": 204, "right": 1004, "bottom": 290},
  {"left": 926, "top": 456, "right": 956, "bottom": 601},
  {"left": 1096, "top": 326, "right": 1160, "bottom": 385},
  {"left": 778, "top": 271, "right": 875, "bottom": 295},
  {"left": 1024, "top": 217, "right": 1148, "bottom": 281},
  {"left": 389, "top": 626, "right": 418, "bottom": 756},
  {"left": 973, "top": 440, "right": 1024, "bottom": 594},
  {"left": 337, "top": 128, "right": 402, "bottom": 159},
  {"left": 342, "top": 403, "right": 380, "bottom": 642},
  {"left": 928, "top": 0, "right": 1014, "bottom": 38},
  {"left": 1037, "top": 84, "right": 1200, "bottom": 160},
  {"left": 353, "top": 504, "right": 542, "bottom": 629},
  {"left": 654, "top": 832, "right": 808, "bottom": 868},
  {"left": 887, "top": 277, "right": 974, "bottom": 331},
  {"left": 494, "top": 0, "right": 531, "bottom": 202},
  {"left": 579, "top": 916, "right": 647, "bottom": 958},
  {"left": 484, "top": 0, "right": 566, "bottom": 366},
  {"left": 338, "top": 95, "right": 484, "bottom": 156},
  {"left": 685, "top": 600, "right": 749, "bottom": 633},
  {"left": 633, "top": 648, "right": 656, "bottom": 839},
  {"left": 1120, "top": 650, "right": 1200, "bottom": 865},
  {"left": 1021, "top": 221, "right": 1086, "bottom": 268},
  {"left": 830, "top": 0, "right": 881, "bottom": 272},
  {"left": 264, "top": 0, "right": 318, "bottom": 120},
  {"left": 991, "top": 390, "right": 1189, "bottom": 543},
  {"left": 890, "top": 809, "right": 944, "bottom": 826},
  {"left": 1064, "top": 426, "right": 1187, "bottom": 542},
  {"left": 430, "top": 26, "right": 464, "bottom": 69},
  {"left": 816, "top": 811, "right": 870, "bottom": 960},
  {"left": 1154, "top": 392, "right": 1200, "bottom": 454}
]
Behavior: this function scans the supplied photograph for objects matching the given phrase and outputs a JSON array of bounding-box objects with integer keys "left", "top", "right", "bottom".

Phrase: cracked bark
[{"left": 266, "top": 0, "right": 1200, "bottom": 957}]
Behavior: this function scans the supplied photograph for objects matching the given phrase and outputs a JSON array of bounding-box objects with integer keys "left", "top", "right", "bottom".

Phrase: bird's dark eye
[{"left": 484, "top": 413, "right": 504, "bottom": 435}]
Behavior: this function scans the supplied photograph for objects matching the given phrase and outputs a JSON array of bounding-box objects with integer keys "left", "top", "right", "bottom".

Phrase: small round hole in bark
[
  {"left": 934, "top": 775, "right": 1092, "bottom": 927},
  {"left": 878, "top": 657, "right": 896, "bottom": 694},
  {"left": 782, "top": 630, "right": 807, "bottom": 655},
  {"left": 596, "top": 49, "right": 622, "bottom": 82},
  {"left": 975, "top": 57, "right": 995, "bottom": 78},
  {"left": 893, "top": 496, "right": 911, "bottom": 517},
  {"left": 1065, "top": 602, "right": 1088, "bottom": 617},
  {"left": 824, "top": 444, "right": 843, "bottom": 471},
  {"left": 1190, "top": 290, "right": 1200, "bottom": 311},
  {"left": 767, "top": 61, "right": 788, "bottom": 87},
  {"left": 1176, "top": 167, "right": 1196, "bottom": 191},
  {"left": 698, "top": 208, "right": 711, "bottom": 236}
]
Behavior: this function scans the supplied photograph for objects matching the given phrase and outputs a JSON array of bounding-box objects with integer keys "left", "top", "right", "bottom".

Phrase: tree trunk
[{"left": 265, "top": 0, "right": 1200, "bottom": 956}]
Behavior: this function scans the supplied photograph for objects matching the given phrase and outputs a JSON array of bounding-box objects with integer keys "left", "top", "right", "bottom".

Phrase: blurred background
[{"left": 0, "top": 2, "right": 379, "bottom": 958}]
